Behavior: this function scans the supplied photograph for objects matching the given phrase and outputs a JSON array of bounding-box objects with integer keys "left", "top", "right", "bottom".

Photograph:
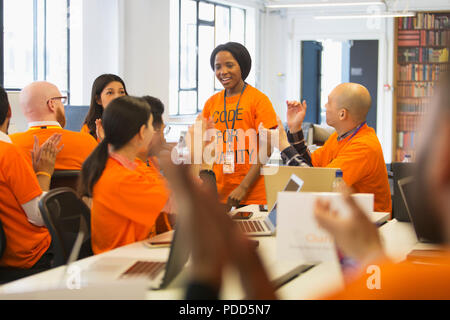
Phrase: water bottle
[
  {"left": 175, "top": 133, "right": 190, "bottom": 164},
  {"left": 332, "top": 169, "right": 346, "bottom": 192},
  {"left": 403, "top": 154, "right": 411, "bottom": 163}
]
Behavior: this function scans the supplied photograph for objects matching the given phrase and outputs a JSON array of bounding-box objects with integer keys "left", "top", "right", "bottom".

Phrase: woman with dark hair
[
  {"left": 201, "top": 42, "right": 277, "bottom": 207},
  {"left": 78, "top": 96, "right": 170, "bottom": 254},
  {"left": 81, "top": 74, "right": 128, "bottom": 141}
]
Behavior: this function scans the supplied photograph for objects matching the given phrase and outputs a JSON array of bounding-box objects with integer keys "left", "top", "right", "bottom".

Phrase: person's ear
[
  {"left": 96, "top": 95, "right": 102, "bottom": 106},
  {"left": 138, "top": 123, "right": 147, "bottom": 141},
  {"left": 338, "top": 108, "right": 346, "bottom": 120},
  {"left": 47, "top": 99, "right": 55, "bottom": 112},
  {"left": 6, "top": 105, "right": 12, "bottom": 119}
]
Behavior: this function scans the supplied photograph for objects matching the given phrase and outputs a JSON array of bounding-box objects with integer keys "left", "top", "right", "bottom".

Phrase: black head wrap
[{"left": 210, "top": 42, "right": 252, "bottom": 81}]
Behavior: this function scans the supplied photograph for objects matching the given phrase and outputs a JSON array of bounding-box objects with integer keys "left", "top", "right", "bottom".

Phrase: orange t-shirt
[
  {"left": 311, "top": 124, "right": 392, "bottom": 213},
  {"left": 202, "top": 84, "right": 277, "bottom": 205},
  {"left": 91, "top": 157, "right": 170, "bottom": 254},
  {"left": 0, "top": 141, "right": 51, "bottom": 268},
  {"left": 80, "top": 123, "right": 101, "bottom": 143},
  {"left": 10, "top": 125, "right": 98, "bottom": 170},
  {"left": 327, "top": 254, "right": 450, "bottom": 299}
]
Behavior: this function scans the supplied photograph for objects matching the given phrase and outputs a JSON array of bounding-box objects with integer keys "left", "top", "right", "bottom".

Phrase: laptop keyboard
[
  {"left": 236, "top": 220, "right": 268, "bottom": 233},
  {"left": 120, "top": 261, "right": 166, "bottom": 280}
]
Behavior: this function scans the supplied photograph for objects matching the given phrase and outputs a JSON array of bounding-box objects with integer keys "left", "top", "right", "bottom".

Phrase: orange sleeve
[
  {"left": 253, "top": 92, "right": 278, "bottom": 131},
  {"left": 202, "top": 96, "right": 213, "bottom": 119},
  {"left": 3, "top": 145, "right": 42, "bottom": 204},
  {"left": 80, "top": 124, "right": 89, "bottom": 134}
]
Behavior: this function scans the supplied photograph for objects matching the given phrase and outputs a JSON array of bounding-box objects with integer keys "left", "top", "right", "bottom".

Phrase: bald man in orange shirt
[
  {"left": 275, "top": 83, "right": 391, "bottom": 213},
  {"left": 9, "top": 81, "right": 97, "bottom": 170}
]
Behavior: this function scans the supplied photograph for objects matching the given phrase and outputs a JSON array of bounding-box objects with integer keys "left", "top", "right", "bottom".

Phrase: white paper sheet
[{"left": 276, "top": 192, "right": 374, "bottom": 263}]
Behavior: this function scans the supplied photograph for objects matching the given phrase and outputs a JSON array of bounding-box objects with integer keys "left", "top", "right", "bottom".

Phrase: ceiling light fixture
[
  {"left": 314, "top": 12, "right": 416, "bottom": 19},
  {"left": 265, "top": 1, "right": 385, "bottom": 9}
]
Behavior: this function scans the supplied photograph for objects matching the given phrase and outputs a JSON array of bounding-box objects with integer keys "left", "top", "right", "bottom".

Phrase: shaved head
[
  {"left": 19, "top": 81, "right": 65, "bottom": 126},
  {"left": 332, "top": 83, "right": 372, "bottom": 123}
]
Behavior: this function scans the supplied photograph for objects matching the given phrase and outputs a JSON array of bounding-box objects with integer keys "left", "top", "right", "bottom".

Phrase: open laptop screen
[
  {"left": 398, "top": 176, "right": 441, "bottom": 244},
  {"left": 268, "top": 174, "right": 304, "bottom": 227}
]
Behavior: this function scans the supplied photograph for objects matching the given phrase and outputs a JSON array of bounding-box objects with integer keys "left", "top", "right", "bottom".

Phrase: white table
[
  {"left": 0, "top": 212, "right": 421, "bottom": 300},
  {"left": 276, "top": 219, "right": 422, "bottom": 299}
]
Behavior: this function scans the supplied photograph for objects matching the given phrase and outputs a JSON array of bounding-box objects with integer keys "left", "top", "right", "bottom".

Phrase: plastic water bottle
[
  {"left": 332, "top": 169, "right": 346, "bottom": 192},
  {"left": 403, "top": 154, "right": 411, "bottom": 163},
  {"left": 175, "top": 133, "right": 190, "bottom": 164}
]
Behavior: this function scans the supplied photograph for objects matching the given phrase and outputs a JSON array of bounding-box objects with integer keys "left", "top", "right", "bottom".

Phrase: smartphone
[{"left": 232, "top": 211, "right": 253, "bottom": 220}]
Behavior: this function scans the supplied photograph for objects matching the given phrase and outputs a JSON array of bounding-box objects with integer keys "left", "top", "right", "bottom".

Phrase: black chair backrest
[
  {"left": 50, "top": 170, "right": 80, "bottom": 190},
  {"left": 392, "top": 162, "right": 416, "bottom": 222},
  {"left": 0, "top": 218, "right": 6, "bottom": 258},
  {"left": 38, "top": 187, "right": 92, "bottom": 267}
]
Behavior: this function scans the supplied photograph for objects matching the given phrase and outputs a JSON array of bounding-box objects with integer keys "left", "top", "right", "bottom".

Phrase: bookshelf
[{"left": 394, "top": 12, "right": 450, "bottom": 162}]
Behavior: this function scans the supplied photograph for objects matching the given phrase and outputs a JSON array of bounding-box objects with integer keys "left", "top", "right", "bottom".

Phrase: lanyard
[
  {"left": 28, "top": 125, "right": 61, "bottom": 130},
  {"left": 338, "top": 121, "right": 366, "bottom": 142},
  {"left": 223, "top": 83, "right": 247, "bottom": 130}
]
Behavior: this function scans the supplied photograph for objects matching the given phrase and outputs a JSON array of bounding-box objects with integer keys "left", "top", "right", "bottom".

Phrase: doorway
[{"left": 301, "top": 39, "right": 379, "bottom": 131}]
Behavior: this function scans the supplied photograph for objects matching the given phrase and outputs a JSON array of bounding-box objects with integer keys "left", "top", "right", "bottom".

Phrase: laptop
[
  {"left": 263, "top": 166, "right": 338, "bottom": 212},
  {"left": 398, "top": 176, "right": 440, "bottom": 244},
  {"left": 392, "top": 162, "right": 416, "bottom": 222},
  {"left": 84, "top": 223, "right": 190, "bottom": 290},
  {"left": 235, "top": 174, "right": 304, "bottom": 236}
]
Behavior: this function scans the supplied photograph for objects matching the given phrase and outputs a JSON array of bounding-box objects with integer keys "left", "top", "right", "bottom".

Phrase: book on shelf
[
  {"left": 397, "top": 63, "right": 448, "bottom": 81},
  {"left": 395, "top": 12, "right": 449, "bottom": 162},
  {"left": 399, "top": 13, "right": 449, "bottom": 30},
  {"left": 396, "top": 113, "right": 424, "bottom": 132},
  {"left": 396, "top": 132, "right": 418, "bottom": 153},
  {"left": 398, "top": 47, "right": 449, "bottom": 63},
  {"left": 397, "top": 82, "right": 435, "bottom": 98}
]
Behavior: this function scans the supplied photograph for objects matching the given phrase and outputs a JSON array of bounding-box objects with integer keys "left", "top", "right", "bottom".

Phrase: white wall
[
  {"left": 118, "top": 0, "right": 171, "bottom": 112},
  {"left": 75, "top": 0, "right": 120, "bottom": 105}
]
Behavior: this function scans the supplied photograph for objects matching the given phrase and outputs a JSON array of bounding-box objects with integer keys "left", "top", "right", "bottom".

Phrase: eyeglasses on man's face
[{"left": 48, "top": 96, "right": 68, "bottom": 105}]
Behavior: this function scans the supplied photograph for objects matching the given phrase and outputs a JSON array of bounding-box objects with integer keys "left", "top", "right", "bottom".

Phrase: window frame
[
  {"left": 176, "top": 0, "right": 247, "bottom": 116},
  {"left": 0, "top": 0, "right": 71, "bottom": 103}
]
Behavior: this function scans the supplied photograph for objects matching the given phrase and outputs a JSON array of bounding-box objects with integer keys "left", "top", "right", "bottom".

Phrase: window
[
  {"left": 174, "top": 0, "right": 247, "bottom": 116},
  {"left": 3, "top": 0, "right": 70, "bottom": 101}
]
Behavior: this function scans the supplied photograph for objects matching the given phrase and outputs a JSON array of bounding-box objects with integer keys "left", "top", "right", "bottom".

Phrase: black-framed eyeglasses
[{"left": 48, "top": 96, "right": 68, "bottom": 105}]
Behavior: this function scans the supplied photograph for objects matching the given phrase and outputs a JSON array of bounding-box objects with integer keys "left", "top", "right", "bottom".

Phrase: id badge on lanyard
[
  {"left": 222, "top": 83, "right": 247, "bottom": 175},
  {"left": 223, "top": 143, "right": 235, "bottom": 174}
]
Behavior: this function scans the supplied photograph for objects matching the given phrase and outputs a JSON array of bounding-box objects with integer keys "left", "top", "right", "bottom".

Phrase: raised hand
[
  {"left": 95, "top": 118, "right": 105, "bottom": 141},
  {"left": 286, "top": 100, "right": 307, "bottom": 133},
  {"left": 314, "top": 188, "right": 386, "bottom": 266}
]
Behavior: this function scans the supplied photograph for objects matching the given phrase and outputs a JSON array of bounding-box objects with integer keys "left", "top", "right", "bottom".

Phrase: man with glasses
[{"left": 10, "top": 81, "right": 97, "bottom": 170}]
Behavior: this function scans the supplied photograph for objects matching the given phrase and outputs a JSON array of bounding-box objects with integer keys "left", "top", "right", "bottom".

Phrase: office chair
[
  {"left": 0, "top": 217, "right": 47, "bottom": 284},
  {"left": 38, "top": 187, "right": 93, "bottom": 268},
  {"left": 50, "top": 170, "right": 80, "bottom": 190}
]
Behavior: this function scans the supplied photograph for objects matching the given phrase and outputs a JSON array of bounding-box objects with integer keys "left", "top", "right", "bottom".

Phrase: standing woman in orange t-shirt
[
  {"left": 78, "top": 96, "right": 169, "bottom": 254},
  {"left": 81, "top": 74, "right": 128, "bottom": 141},
  {"left": 202, "top": 42, "right": 278, "bottom": 207}
]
